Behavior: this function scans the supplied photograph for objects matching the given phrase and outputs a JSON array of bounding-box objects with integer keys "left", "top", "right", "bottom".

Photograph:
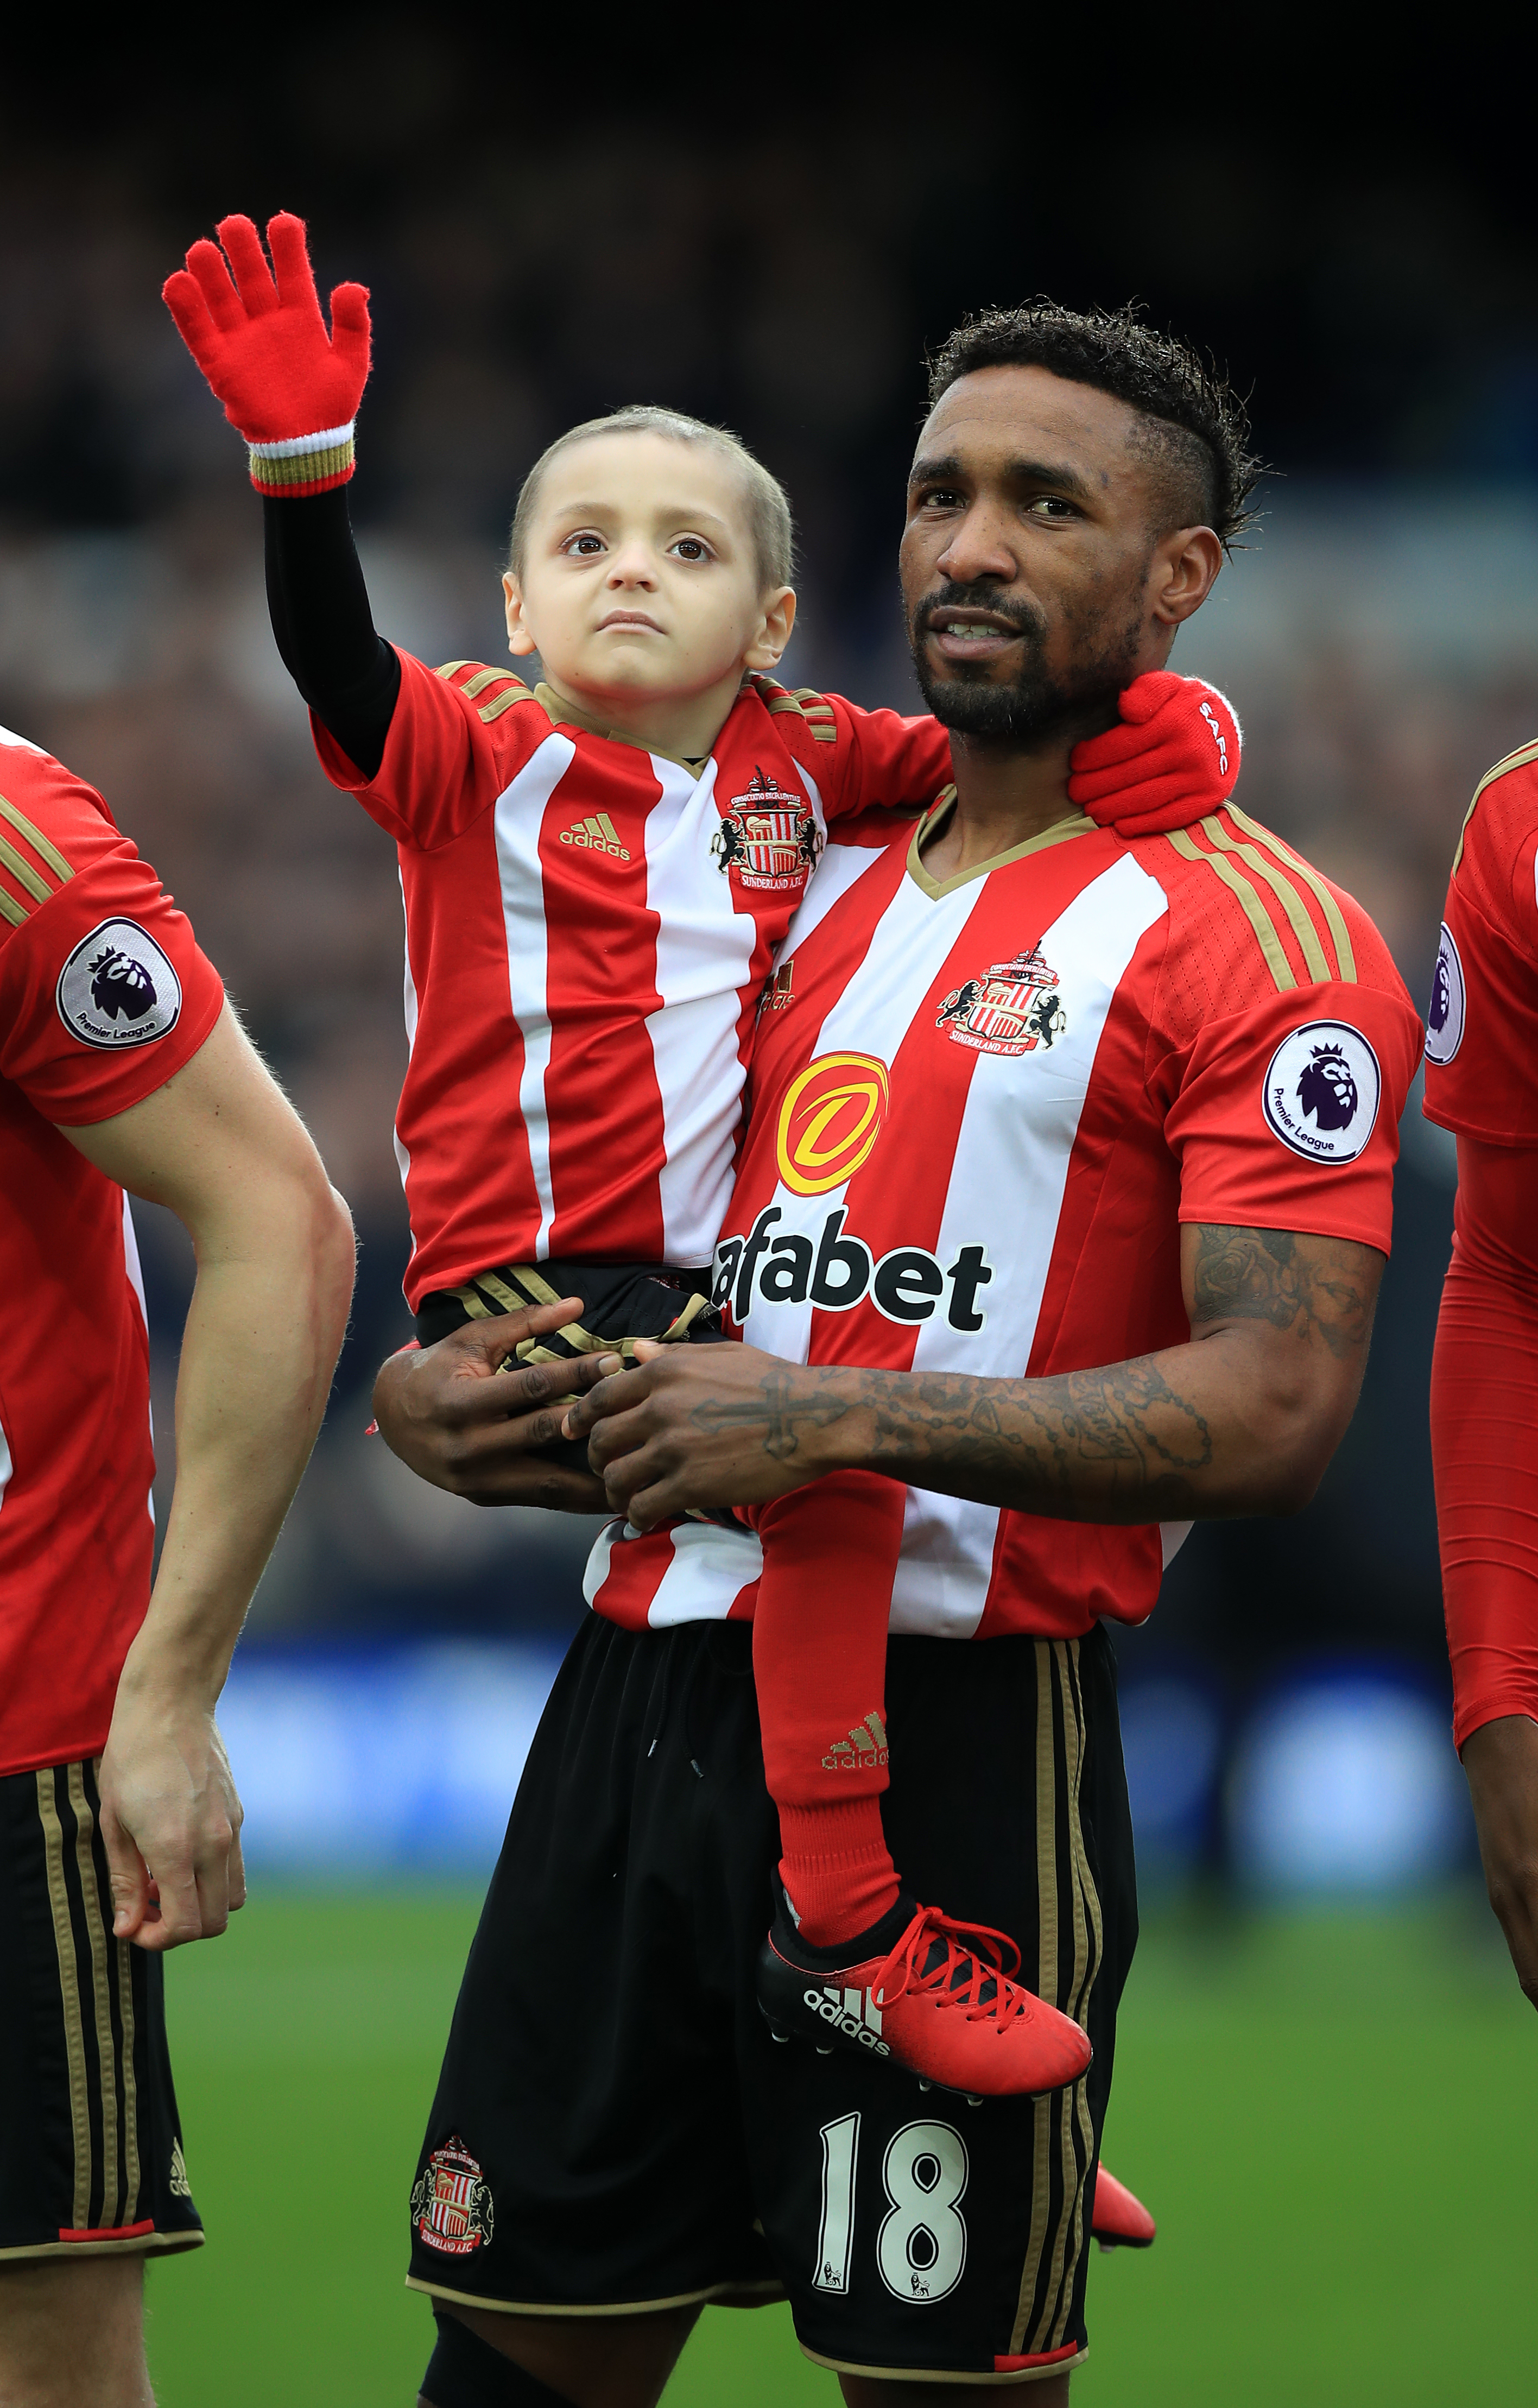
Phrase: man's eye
[
  {"left": 670, "top": 538, "right": 712, "bottom": 562},
  {"left": 917, "top": 488, "right": 963, "bottom": 511},
  {"left": 563, "top": 534, "right": 605, "bottom": 556},
  {"left": 1027, "top": 496, "right": 1076, "bottom": 520}
]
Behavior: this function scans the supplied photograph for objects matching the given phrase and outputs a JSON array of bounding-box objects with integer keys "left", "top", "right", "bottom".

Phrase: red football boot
[
  {"left": 756, "top": 1892, "right": 1092, "bottom": 2101},
  {"left": 1092, "top": 2167, "right": 1156, "bottom": 2249}
]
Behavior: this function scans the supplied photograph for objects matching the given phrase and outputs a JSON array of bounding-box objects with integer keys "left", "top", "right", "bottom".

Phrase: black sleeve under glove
[{"left": 262, "top": 488, "right": 402, "bottom": 782}]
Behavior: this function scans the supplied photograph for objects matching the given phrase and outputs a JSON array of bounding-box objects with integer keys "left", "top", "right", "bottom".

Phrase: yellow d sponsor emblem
[{"left": 775, "top": 1052, "right": 890, "bottom": 1196}]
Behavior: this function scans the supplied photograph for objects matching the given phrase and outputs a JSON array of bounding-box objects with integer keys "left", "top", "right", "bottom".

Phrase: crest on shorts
[
  {"left": 712, "top": 767, "right": 822, "bottom": 892},
  {"left": 411, "top": 2135, "right": 495, "bottom": 2257},
  {"left": 936, "top": 947, "right": 1066, "bottom": 1057}
]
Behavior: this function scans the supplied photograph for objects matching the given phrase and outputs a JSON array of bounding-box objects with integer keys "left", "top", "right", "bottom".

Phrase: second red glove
[{"left": 1068, "top": 672, "right": 1242, "bottom": 836}]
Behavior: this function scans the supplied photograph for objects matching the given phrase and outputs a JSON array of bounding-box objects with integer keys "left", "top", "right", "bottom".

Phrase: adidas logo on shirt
[
  {"left": 560, "top": 812, "right": 630, "bottom": 861},
  {"left": 821, "top": 1711, "right": 889, "bottom": 1772}
]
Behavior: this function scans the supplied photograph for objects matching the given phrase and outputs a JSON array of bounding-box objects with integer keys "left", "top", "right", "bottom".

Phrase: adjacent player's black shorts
[
  {"left": 408, "top": 1615, "right": 1137, "bottom": 2384},
  {"left": 0, "top": 1757, "right": 204, "bottom": 2263}
]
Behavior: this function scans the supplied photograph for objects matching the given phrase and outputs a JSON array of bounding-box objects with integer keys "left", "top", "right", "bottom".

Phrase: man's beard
[{"left": 909, "top": 582, "right": 1143, "bottom": 747}]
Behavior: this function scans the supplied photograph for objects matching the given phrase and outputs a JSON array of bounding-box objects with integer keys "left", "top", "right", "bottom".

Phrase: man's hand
[
  {"left": 568, "top": 1339, "right": 838, "bottom": 1527},
  {"left": 372, "top": 1300, "right": 615, "bottom": 1511},
  {"left": 1461, "top": 1715, "right": 1538, "bottom": 2009},
  {"left": 97, "top": 1673, "right": 245, "bottom": 1951}
]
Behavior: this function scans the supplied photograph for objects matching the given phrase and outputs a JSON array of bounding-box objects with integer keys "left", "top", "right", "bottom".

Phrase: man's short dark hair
[{"left": 926, "top": 302, "right": 1262, "bottom": 552}]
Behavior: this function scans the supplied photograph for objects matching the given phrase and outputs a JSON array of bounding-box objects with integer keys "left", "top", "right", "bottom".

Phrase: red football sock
[{"left": 749, "top": 1472, "right": 909, "bottom": 1949}]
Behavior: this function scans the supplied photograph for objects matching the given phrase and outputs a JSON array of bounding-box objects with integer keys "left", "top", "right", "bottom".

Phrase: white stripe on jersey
[
  {"left": 889, "top": 852, "right": 1168, "bottom": 1633},
  {"left": 0, "top": 1416, "right": 11, "bottom": 1519},
  {"left": 495, "top": 734, "right": 579, "bottom": 1256},
  {"left": 585, "top": 1513, "right": 762, "bottom": 1625},
  {"left": 644, "top": 757, "right": 760, "bottom": 1267},
  {"left": 781, "top": 826, "right": 891, "bottom": 956}
]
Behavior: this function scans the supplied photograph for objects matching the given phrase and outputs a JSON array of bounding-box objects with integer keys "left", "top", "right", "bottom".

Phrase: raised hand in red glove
[
  {"left": 163, "top": 213, "right": 371, "bottom": 498},
  {"left": 1068, "top": 672, "right": 1242, "bottom": 836}
]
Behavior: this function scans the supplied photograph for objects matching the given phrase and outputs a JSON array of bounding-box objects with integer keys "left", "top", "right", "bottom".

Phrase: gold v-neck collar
[
  {"left": 906, "top": 788, "right": 1095, "bottom": 900},
  {"left": 533, "top": 682, "right": 708, "bottom": 774}
]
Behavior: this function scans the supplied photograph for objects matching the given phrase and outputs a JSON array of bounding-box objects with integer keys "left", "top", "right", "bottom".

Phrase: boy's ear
[
  {"left": 744, "top": 585, "right": 796, "bottom": 673},
  {"left": 503, "top": 570, "right": 539, "bottom": 659}
]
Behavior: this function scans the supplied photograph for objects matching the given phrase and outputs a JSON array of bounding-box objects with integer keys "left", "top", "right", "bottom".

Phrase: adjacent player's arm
[
  {"left": 1430, "top": 1132, "right": 1538, "bottom": 2008},
  {"left": 567, "top": 1219, "right": 1383, "bottom": 1528},
  {"left": 66, "top": 1003, "right": 356, "bottom": 1949}
]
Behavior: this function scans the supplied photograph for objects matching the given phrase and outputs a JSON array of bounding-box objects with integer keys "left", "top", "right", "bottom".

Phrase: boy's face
[{"left": 504, "top": 433, "right": 794, "bottom": 715}]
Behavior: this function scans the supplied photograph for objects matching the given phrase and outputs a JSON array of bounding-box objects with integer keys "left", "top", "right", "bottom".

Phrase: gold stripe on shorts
[
  {"left": 35, "top": 1769, "right": 92, "bottom": 2233},
  {"left": 1009, "top": 1644, "right": 1061, "bottom": 2357},
  {"left": 68, "top": 1764, "right": 121, "bottom": 2230}
]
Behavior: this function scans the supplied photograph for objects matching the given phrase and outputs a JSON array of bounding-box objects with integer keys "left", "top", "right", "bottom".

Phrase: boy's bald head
[{"left": 509, "top": 407, "right": 794, "bottom": 596}]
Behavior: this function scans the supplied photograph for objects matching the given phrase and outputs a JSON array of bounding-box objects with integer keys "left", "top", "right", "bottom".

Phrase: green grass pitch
[{"left": 143, "top": 1888, "right": 1535, "bottom": 2405}]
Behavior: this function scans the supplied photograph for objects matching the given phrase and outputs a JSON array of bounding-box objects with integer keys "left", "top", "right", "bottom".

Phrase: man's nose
[{"left": 934, "top": 504, "right": 1017, "bottom": 589}]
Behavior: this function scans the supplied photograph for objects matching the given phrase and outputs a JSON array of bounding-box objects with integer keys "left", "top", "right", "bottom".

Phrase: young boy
[{"left": 165, "top": 213, "right": 1234, "bottom": 2103}]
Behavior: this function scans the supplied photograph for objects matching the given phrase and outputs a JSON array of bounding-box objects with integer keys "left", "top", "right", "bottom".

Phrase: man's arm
[
  {"left": 63, "top": 1003, "right": 356, "bottom": 1949},
  {"left": 566, "top": 1223, "right": 1383, "bottom": 1530}
]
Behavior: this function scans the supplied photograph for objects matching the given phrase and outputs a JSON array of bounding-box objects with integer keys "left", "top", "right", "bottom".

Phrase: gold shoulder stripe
[
  {"left": 478, "top": 682, "right": 538, "bottom": 725},
  {"left": 1166, "top": 826, "right": 1296, "bottom": 992},
  {"left": 1451, "top": 736, "right": 1538, "bottom": 873},
  {"left": 458, "top": 666, "right": 517, "bottom": 701},
  {"left": 434, "top": 660, "right": 473, "bottom": 681},
  {"left": 1197, "top": 816, "right": 1333, "bottom": 982},
  {"left": 0, "top": 881, "right": 30, "bottom": 926},
  {"left": 1224, "top": 806, "right": 1357, "bottom": 983},
  {"left": 0, "top": 792, "right": 74, "bottom": 885},
  {"left": 0, "top": 828, "right": 58, "bottom": 908}
]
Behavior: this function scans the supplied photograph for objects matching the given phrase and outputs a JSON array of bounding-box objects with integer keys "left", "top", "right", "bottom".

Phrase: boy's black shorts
[
  {"left": 0, "top": 1757, "right": 204, "bottom": 2262},
  {"left": 408, "top": 1615, "right": 1137, "bottom": 2384}
]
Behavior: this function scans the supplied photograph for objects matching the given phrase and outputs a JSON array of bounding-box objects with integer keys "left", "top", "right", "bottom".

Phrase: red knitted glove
[
  {"left": 1068, "top": 672, "right": 1242, "bottom": 835},
  {"left": 163, "top": 212, "right": 371, "bottom": 497}
]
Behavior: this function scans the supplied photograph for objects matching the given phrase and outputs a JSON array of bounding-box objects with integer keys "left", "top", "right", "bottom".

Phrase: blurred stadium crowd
[{"left": 3, "top": 62, "right": 1535, "bottom": 1851}]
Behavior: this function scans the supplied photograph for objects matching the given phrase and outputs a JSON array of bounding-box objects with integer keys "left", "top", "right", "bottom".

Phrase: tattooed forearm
[{"left": 1188, "top": 1225, "right": 1379, "bottom": 1361}]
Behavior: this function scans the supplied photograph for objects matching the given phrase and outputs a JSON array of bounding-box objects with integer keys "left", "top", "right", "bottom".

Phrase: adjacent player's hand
[
  {"left": 162, "top": 211, "right": 370, "bottom": 446},
  {"left": 97, "top": 1688, "right": 246, "bottom": 1952},
  {"left": 371, "top": 1301, "right": 612, "bottom": 1512},
  {"left": 1068, "top": 671, "right": 1242, "bottom": 835},
  {"left": 566, "top": 1339, "right": 855, "bottom": 1527},
  {"left": 1461, "top": 1715, "right": 1538, "bottom": 2011}
]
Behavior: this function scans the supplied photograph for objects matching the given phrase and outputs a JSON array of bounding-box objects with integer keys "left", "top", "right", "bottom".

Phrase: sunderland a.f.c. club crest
[
  {"left": 712, "top": 767, "right": 822, "bottom": 892},
  {"left": 936, "top": 947, "right": 1067, "bottom": 1056},
  {"left": 411, "top": 2135, "right": 495, "bottom": 2257}
]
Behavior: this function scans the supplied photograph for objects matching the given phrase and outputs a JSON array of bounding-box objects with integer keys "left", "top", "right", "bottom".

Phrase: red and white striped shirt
[
  {"left": 587, "top": 797, "right": 1422, "bottom": 1639},
  {"left": 314, "top": 658, "right": 952, "bottom": 1309}
]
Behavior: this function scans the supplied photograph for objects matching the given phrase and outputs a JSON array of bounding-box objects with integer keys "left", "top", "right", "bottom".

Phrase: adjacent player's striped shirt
[
  {"left": 312, "top": 658, "right": 952, "bottom": 1309},
  {"left": 587, "top": 796, "right": 1421, "bottom": 1640},
  {"left": 0, "top": 729, "right": 224, "bottom": 1776}
]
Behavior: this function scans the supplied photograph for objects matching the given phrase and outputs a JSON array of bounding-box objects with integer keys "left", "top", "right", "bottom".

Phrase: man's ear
[
  {"left": 1149, "top": 528, "right": 1224, "bottom": 630},
  {"left": 744, "top": 585, "right": 797, "bottom": 672},
  {"left": 503, "top": 570, "right": 540, "bottom": 659}
]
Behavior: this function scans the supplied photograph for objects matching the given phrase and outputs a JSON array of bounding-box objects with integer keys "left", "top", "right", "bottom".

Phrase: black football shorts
[
  {"left": 407, "top": 1614, "right": 1137, "bottom": 2384},
  {"left": 0, "top": 1756, "right": 204, "bottom": 2262}
]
